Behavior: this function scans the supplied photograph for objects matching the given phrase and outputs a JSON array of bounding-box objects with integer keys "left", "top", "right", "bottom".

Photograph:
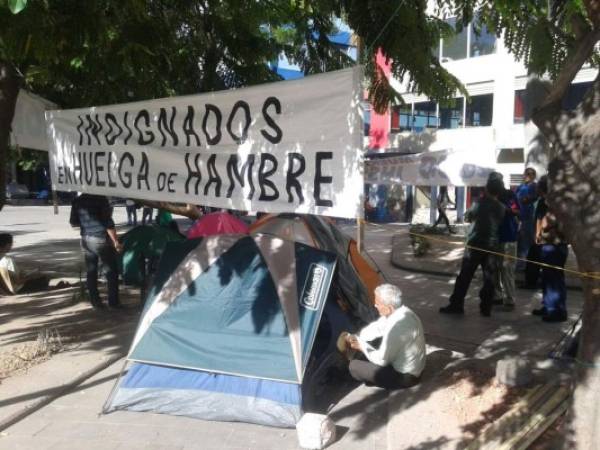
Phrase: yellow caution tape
[{"left": 407, "top": 231, "right": 600, "bottom": 281}]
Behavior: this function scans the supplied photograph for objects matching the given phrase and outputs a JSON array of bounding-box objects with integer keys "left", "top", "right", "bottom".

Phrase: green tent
[{"left": 120, "top": 225, "right": 184, "bottom": 286}]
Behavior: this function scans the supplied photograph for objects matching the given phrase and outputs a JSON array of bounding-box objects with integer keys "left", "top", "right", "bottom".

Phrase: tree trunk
[
  {"left": 0, "top": 60, "right": 21, "bottom": 212},
  {"left": 570, "top": 273, "right": 600, "bottom": 448},
  {"left": 532, "top": 72, "right": 600, "bottom": 448}
]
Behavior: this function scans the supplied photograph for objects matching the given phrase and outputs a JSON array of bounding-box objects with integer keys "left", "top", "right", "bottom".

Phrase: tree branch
[
  {"left": 583, "top": 0, "right": 600, "bottom": 29},
  {"left": 532, "top": 26, "right": 600, "bottom": 133}
]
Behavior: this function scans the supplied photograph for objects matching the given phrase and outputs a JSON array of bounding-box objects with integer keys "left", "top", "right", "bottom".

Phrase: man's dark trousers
[
  {"left": 524, "top": 244, "right": 541, "bottom": 287},
  {"left": 82, "top": 235, "right": 119, "bottom": 306},
  {"left": 349, "top": 360, "right": 419, "bottom": 389},
  {"left": 541, "top": 244, "right": 568, "bottom": 314},
  {"left": 449, "top": 248, "right": 496, "bottom": 313}
]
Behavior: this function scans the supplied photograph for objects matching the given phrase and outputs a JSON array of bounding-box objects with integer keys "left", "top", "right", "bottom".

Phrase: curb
[
  {"left": 0, "top": 352, "right": 125, "bottom": 433},
  {"left": 390, "top": 234, "right": 583, "bottom": 291},
  {"left": 390, "top": 233, "right": 455, "bottom": 278},
  {"left": 390, "top": 258, "right": 454, "bottom": 278}
]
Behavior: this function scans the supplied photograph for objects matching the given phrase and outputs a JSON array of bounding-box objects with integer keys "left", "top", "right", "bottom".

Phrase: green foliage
[
  {"left": 4, "top": 1, "right": 594, "bottom": 124},
  {"left": 443, "top": 0, "right": 599, "bottom": 79},
  {"left": 409, "top": 224, "right": 432, "bottom": 257},
  {"left": 7, "top": 0, "right": 27, "bottom": 14},
  {"left": 344, "top": 0, "right": 465, "bottom": 113},
  {"left": 0, "top": 0, "right": 353, "bottom": 108},
  {"left": 8, "top": 147, "right": 47, "bottom": 171},
  {"left": 0, "top": 0, "right": 470, "bottom": 116}
]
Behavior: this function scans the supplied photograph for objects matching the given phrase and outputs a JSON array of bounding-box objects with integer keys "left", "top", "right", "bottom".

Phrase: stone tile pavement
[{"left": 0, "top": 208, "right": 582, "bottom": 449}]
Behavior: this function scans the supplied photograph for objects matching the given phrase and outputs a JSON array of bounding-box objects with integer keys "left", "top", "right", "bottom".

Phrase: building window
[
  {"left": 441, "top": 18, "right": 468, "bottom": 61},
  {"left": 465, "top": 94, "right": 493, "bottom": 126},
  {"left": 513, "top": 82, "right": 591, "bottom": 124},
  {"left": 514, "top": 90, "right": 525, "bottom": 124},
  {"left": 440, "top": 18, "right": 496, "bottom": 62},
  {"left": 413, "top": 101, "right": 438, "bottom": 131},
  {"left": 469, "top": 24, "right": 496, "bottom": 57},
  {"left": 497, "top": 148, "right": 524, "bottom": 163},
  {"left": 563, "top": 82, "right": 593, "bottom": 110},
  {"left": 439, "top": 98, "right": 464, "bottom": 129},
  {"left": 390, "top": 105, "right": 412, "bottom": 132}
]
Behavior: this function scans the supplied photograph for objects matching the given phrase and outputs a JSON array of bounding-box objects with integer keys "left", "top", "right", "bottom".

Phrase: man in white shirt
[{"left": 345, "top": 284, "right": 426, "bottom": 389}]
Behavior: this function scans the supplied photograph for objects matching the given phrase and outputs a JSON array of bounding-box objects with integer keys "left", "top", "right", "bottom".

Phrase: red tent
[{"left": 187, "top": 212, "right": 249, "bottom": 239}]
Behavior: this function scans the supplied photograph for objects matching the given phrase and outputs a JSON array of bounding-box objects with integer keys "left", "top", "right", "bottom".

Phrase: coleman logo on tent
[{"left": 301, "top": 264, "right": 328, "bottom": 310}]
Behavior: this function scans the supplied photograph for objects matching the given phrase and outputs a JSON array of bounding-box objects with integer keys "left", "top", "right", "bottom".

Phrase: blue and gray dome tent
[{"left": 104, "top": 233, "right": 361, "bottom": 427}]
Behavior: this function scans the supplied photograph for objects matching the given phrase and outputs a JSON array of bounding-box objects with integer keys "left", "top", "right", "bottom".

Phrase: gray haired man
[{"left": 344, "top": 284, "right": 426, "bottom": 389}]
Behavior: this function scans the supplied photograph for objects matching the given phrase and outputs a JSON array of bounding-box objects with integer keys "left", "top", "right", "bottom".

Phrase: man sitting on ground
[{"left": 343, "top": 284, "right": 426, "bottom": 389}]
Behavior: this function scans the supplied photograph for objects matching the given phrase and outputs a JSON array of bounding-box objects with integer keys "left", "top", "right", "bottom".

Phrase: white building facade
[
  {"left": 386, "top": 22, "right": 597, "bottom": 185},
  {"left": 367, "top": 18, "right": 597, "bottom": 222}
]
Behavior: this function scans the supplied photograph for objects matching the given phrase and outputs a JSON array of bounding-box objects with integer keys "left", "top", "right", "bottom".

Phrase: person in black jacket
[
  {"left": 70, "top": 194, "right": 122, "bottom": 309},
  {"left": 439, "top": 177, "right": 505, "bottom": 317}
]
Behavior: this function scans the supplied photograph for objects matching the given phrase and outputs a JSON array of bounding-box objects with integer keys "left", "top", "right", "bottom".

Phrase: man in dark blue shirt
[
  {"left": 515, "top": 168, "right": 537, "bottom": 271},
  {"left": 70, "top": 194, "right": 122, "bottom": 309}
]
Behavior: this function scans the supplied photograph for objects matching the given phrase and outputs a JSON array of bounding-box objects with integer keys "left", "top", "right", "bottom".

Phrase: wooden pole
[
  {"left": 52, "top": 189, "right": 58, "bottom": 215},
  {"left": 357, "top": 217, "right": 365, "bottom": 253}
]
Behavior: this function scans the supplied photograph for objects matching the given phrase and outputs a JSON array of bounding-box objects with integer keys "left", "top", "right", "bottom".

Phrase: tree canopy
[{"left": 0, "top": 0, "right": 354, "bottom": 109}]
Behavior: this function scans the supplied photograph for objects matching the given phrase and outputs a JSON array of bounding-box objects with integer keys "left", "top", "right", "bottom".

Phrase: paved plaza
[{"left": 0, "top": 206, "right": 579, "bottom": 449}]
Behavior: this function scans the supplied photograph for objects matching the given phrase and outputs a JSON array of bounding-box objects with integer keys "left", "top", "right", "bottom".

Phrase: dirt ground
[
  {"left": 440, "top": 368, "right": 527, "bottom": 437},
  {"left": 0, "top": 284, "right": 141, "bottom": 384}
]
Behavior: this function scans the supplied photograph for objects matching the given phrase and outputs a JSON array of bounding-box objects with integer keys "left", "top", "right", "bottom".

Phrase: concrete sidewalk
[{"left": 0, "top": 210, "right": 579, "bottom": 449}]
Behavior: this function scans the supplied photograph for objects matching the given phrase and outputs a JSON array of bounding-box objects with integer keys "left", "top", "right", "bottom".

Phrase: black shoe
[
  {"left": 518, "top": 283, "right": 538, "bottom": 290},
  {"left": 439, "top": 305, "right": 464, "bottom": 315},
  {"left": 492, "top": 298, "right": 504, "bottom": 305},
  {"left": 91, "top": 301, "right": 106, "bottom": 310},
  {"left": 532, "top": 307, "right": 547, "bottom": 316},
  {"left": 502, "top": 304, "right": 516, "bottom": 311},
  {"left": 542, "top": 311, "right": 567, "bottom": 323},
  {"left": 108, "top": 303, "right": 126, "bottom": 310},
  {"left": 480, "top": 307, "right": 492, "bottom": 317}
]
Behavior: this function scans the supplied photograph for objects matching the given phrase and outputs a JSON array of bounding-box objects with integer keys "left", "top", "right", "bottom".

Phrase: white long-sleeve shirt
[{"left": 357, "top": 305, "right": 426, "bottom": 377}]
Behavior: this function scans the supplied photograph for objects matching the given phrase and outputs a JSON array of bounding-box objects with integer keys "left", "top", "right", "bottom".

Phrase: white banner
[
  {"left": 11, "top": 90, "right": 57, "bottom": 151},
  {"left": 47, "top": 69, "right": 363, "bottom": 218},
  {"left": 364, "top": 149, "right": 495, "bottom": 186}
]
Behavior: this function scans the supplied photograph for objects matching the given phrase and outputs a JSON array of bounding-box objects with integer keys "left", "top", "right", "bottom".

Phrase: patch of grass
[
  {"left": 409, "top": 223, "right": 459, "bottom": 256},
  {"left": 0, "top": 328, "right": 65, "bottom": 381}
]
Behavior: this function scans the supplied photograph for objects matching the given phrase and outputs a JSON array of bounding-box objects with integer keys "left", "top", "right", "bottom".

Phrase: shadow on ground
[{"left": 0, "top": 222, "right": 578, "bottom": 448}]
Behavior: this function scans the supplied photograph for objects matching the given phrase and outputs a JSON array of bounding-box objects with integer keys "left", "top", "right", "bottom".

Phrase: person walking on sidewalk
[
  {"left": 142, "top": 206, "right": 153, "bottom": 225},
  {"left": 532, "top": 176, "right": 569, "bottom": 322},
  {"left": 433, "top": 186, "right": 455, "bottom": 233},
  {"left": 439, "top": 177, "right": 505, "bottom": 317},
  {"left": 489, "top": 173, "right": 520, "bottom": 310},
  {"left": 125, "top": 199, "right": 137, "bottom": 226},
  {"left": 70, "top": 194, "right": 123, "bottom": 310}
]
